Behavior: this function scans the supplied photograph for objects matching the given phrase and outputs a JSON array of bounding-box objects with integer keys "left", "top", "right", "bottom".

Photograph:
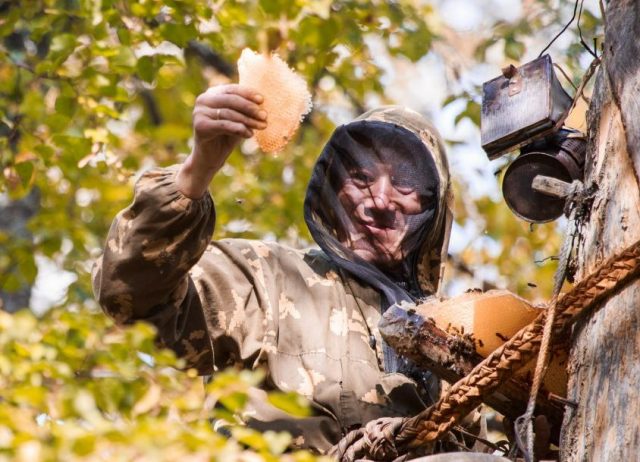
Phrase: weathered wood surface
[
  {"left": 532, "top": 175, "right": 573, "bottom": 199},
  {"left": 481, "top": 54, "right": 571, "bottom": 158},
  {"left": 560, "top": 1, "right": 640, "bottom": 459},
  {"left": 379, "top": 304, "right": 564, "bottom": 441}
]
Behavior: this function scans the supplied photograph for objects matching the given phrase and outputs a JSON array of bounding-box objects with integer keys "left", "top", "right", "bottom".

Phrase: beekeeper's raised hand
[{"left": 177, "top": 84, "right": 267, "bottom": 199}]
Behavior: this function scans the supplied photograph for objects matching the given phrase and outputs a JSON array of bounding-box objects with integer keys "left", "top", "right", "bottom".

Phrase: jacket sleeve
[{"left": 92, "top": 165, "right": 216, "bottom": 373}]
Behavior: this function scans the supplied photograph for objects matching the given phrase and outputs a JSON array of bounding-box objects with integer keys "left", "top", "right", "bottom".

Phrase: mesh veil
[
  {"left": 304, "top": 108, "right": 450, "bottom": 395},
  {"left": 304, "top": 119, "right": 441, "bottom": 305}
]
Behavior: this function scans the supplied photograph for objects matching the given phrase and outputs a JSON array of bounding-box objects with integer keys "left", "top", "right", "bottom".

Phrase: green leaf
[
  {"left": 266, "top": 392, "right": 311, "bottom": 417},
  {"left": 14, "top": 162, "right": 34, "bottom": 188},
  {"left": 259, "top": 0, "right": 301, "bottom": 18},
  {"left": 55, "top": 96, "right": 77, "bottom": 118},
  {"left": 18, "top": 252, "right": 37, "bottom": 284},
  {"left": 72, "top": 435, "right": 96, "bottom": 456},
  {"left": 48, "top": 33, "right": 78, "bottom": 66},
  {"left": 442, "top": 94, "right": 459, "bottom": 107},
  {"left": 33, "top": 144, "right": 55, "bottom": 163},
  {"left": 111, "top": 46, "right": 137, "bottom": 70},
  {"left": 52, "top": 134, "right": 92, "bottom": 162},
  {"left": 294, "top": 16, "right": 339, "bottom": 50},
  {"left": 117, "top": 26, "right": 132, "bottom": 46},
  {"left": 45, "top": 113, "right": 72, "bottom": 132},
  {"left": 136, "top": 55, "right": 156, "bottom": 83},
  {"left": 504, "top": 37, "right": 525, "bottom": 60},
  {"left": 454, "top": 100, "right": 481, "bottom": 127},
  {"left": 1, "top": 273, "right": 22, "bottom": 293},
  {"left": 159, "top": 23, "right": 198, "bottom": 48}
]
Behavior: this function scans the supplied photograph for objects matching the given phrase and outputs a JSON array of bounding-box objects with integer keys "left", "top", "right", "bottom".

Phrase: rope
[
  {"left": 521, "top": 300, "right": 558, "bottom": 461},
  {"left": 519, "top": 179, "right": 585, "bottom": 461},
  {"left": 330, "top": 237, "right": 640, "bottom": 461},
  {"left": 328, "top": 417, "right": 410, "bottom": 462}
]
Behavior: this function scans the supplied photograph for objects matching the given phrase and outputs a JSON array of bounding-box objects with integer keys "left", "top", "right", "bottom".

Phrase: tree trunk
[{"left": 560, "top": 1, "right": 640, "bottom": 459}]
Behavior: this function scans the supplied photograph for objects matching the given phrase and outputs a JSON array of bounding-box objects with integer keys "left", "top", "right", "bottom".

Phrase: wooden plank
[{"left": 532, "top": 175, "right": 573, "bottom": 199}]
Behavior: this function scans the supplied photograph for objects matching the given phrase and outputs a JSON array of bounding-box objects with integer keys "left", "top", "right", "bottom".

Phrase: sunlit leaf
[{"left": 267, "top": 392, "right": 311, "bottom": 417}]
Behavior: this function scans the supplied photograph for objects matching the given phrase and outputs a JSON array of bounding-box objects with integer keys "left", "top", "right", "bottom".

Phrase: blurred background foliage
[
  {"left": 0, "top": 0, "right": 601, "bottom": 459},
  {"left": 0, "top": 307, "right": 318, "bottom": 460}
]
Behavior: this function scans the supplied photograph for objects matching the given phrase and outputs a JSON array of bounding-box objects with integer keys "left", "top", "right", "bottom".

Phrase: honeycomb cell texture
[{"left": 238, "top": 48, "right": 313, "bottom": 153}]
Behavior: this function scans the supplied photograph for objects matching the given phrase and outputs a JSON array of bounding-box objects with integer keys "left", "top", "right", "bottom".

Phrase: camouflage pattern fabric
[{"left": 93, "top": 106, "right": 452, "bottom": 453}]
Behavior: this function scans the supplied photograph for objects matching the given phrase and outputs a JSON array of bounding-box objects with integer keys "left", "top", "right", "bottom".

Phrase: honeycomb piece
[
  {"left": 415, "top": 289, "right": 568, "bottom": 396},
  {"left": 238, "top": 48, "right": 312, "bottom": 153}
]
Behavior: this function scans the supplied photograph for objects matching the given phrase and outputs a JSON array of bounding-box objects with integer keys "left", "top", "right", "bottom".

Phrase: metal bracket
[{"left": 502, "top": 64, "right": 523, "bottom": 96}]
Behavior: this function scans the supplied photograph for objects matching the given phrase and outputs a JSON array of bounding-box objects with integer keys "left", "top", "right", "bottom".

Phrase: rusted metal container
[
  {"left": 502, "top": 128, "right": 586, "bottom": 223},
  {"left": 481, "top": 54, "right": 573, "bottom": 159}
]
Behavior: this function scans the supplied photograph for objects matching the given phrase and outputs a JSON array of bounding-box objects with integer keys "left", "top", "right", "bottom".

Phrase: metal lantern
[{"left": 501, "top": 129, "right": 586, "bottom": 223}]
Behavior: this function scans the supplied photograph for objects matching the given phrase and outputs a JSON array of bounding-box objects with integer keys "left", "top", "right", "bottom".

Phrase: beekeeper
[{"left": 93, "top": 83, "right": 454, "bottom": 453}]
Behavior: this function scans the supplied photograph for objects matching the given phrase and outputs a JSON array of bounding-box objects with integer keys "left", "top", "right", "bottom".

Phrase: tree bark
[{"left": 560, "top": 1, "right": 640, "bottom": 459}]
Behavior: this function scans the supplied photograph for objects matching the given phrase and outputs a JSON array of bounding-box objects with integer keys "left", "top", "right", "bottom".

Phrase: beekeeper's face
[{"left": 337, "top": 162, "right": 425, "bottom": 269}]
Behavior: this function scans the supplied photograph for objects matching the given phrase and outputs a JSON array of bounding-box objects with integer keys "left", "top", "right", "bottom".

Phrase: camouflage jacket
[{"left": 93, "top": 107, "right": 453, "bottom": 453}]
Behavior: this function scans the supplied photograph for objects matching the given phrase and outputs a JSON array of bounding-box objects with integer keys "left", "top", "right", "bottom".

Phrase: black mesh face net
[{"left": 304, "top": 119, "right": 441, "bottom": 306}]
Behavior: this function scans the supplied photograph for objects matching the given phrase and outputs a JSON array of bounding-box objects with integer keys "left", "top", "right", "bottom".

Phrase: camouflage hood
[{"left": 304, "top": 106, "right": 453, "bottom": 306}]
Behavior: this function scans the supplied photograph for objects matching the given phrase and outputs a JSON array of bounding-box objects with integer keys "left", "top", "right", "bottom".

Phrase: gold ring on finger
[{"left": 216, "top": 108, "right": 221, "bottom": 119}]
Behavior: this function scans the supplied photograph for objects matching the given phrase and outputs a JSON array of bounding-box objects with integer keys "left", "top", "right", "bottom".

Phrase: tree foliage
[
  {"left": 0, "top": 0, "right": 602, "bottom": 458},
  {"left": 0, "top": 307, "right": 320, "bottom": 461},
  {"left": 0, "top": 0, "right": 438, "bottom": 302}
]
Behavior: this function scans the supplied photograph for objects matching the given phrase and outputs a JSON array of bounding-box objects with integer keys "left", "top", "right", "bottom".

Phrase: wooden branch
[
  {"left": 184, "top": 41, "right": 234, "bottom": 77},
  {"left": 379, "top": 303, "right": 564, "bottom": 442},
  {"left": 532, "top": 175, "right": 573, "bottom": 199}
]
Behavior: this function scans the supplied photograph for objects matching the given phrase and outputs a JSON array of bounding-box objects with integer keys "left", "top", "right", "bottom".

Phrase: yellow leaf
[
  {"left": 84, "top": 127, "right": 109, "bottom": 144},
  {"left": 132, "top": 382, "right": 162, "bottom": 416}
]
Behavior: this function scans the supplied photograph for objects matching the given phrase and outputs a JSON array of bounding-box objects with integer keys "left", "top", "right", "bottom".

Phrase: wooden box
[{"left": 481, "top": 55, "right": 572, "bottom": 159}]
